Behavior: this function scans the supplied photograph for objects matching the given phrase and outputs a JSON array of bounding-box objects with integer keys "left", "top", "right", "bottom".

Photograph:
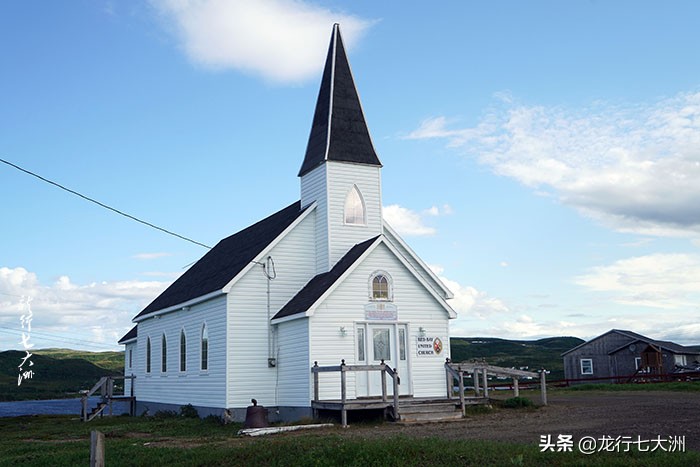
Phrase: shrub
[
  {"left": 153, "top": 410, "right": 178, "bottom": 419},
  {"left": 179, "top": 404, "right": 199, "bottom": 418},
  {"left": 501, "top": 397, "right": 534, "bottom": 409}
]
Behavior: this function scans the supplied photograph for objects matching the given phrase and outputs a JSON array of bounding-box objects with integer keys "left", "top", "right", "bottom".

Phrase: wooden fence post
[
  {"left": 392, "top": 368, "right": 399, "bottom": 421},
  {"left": 482, "top": 368, "right": 489, "bottom": 398},
  {"left": 313, "top": 362, "right": 319, "bottom": 402},
  {"left": 473, "top": 369, "right": 480, "bottom": 396},
  {"left": 340, "top": 360, "right": 347, "bottom": 427},
  {"left": 540, "top": 369, "right": 548, "bottom": 406},
  {"left": 445, "top": 358, "right": 452, "bottom": 399},
  {"left": 458, "top": 369, "right": 465, "bottom": 416},
  {"left": 90, "top": 430, "right": 104, "bottom": 467},
  {"left": 513, "top": 377, "right": 519, "bottom": 397},
  {"left": 381, "top": 360, "right": 387, "bottom": 402}
]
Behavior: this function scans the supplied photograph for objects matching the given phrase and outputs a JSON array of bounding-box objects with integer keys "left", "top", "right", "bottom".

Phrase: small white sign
[
  {"left": 416, "top": 336, "right": 443, "bottom": 356},
  {"left": 364, "top": 302, "right": 398, "bottom": 320}
]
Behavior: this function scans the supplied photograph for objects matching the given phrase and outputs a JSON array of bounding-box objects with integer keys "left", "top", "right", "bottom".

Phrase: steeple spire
[{"left": 298, "top": 24, "right": 382, "bottom": 177}]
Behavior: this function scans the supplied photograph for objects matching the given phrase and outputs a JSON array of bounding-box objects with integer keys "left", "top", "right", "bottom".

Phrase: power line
[
  {"left": 0, "top": 326, "right": 118, "bottom": 351},
  {"left": 0, "top": 157, "right": 212, "bottom": 249}
]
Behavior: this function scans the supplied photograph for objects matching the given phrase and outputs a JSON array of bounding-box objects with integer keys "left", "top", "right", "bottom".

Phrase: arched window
[
  {"left": 201, "top": 324, "right": 209, "bottom": 371},
  {"left": 344, "top": 185, "right": 366, "bottom": 225},
  {"left": 180, "top": 329, "right": 187, "bottom": 372},
  {"left": 146, "top": 337, "right": 151, "bottom": 374},
  {"left": 161, "top": 334, "right": 167, "bottom": 373},
  {"left": 370, "top": 271, "right": 392, "bottom": 301}
]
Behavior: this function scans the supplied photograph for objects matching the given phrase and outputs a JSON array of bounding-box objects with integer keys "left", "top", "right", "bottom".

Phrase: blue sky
[{"left": 2, "top": 1, "right": 700, "bottom": 351}]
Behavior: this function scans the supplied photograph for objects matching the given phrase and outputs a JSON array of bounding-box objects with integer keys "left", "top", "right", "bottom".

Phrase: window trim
[
  {"left": 180, "top": 328, "right": 187, "bottom": 373},
  {"left": 343, "top": 185, "right": 367, "bottom": 226},
  {"left": 368, "top": 270, "right": 393, "bottom": 301},
  {"left": 128, "top": 348, "right": 132, "bottom": 369},
  {"left": 161, "top": 333, "right": 167, "bottom": 373},
  {"left": 580, "top": 358, "right": 593, "bottom": 375},
  {"left": 146, "top": 337, "right": 151, "bottom": 374},
  {"left": 201, "top": 323, "right": 209, "bottom": 372}
]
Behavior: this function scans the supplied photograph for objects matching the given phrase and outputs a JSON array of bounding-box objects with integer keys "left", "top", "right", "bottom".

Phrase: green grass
[
  {"left": 0, "top": 415, "right": 696, "bottom": 466},
  {"left": 564, "top": 381, "right": 700, "bottom": 392}
]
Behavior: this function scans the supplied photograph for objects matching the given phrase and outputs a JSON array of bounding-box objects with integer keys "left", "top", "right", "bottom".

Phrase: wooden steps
[
  {"left": 86, "top": 402, "right": 108, "bottom": 422},
  {"left": 396, "top": 398, "right": 489, "bottom": 423}
]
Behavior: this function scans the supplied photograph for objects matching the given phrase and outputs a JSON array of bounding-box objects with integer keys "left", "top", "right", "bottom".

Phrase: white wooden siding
[
  {"left": 226, "top": 213, "right": 316, "bottom": 408},
  {"left": 276, "top": 317, "right": 310, "bottom": 407},
  {"left": 383, "top": 226, "right": 451, "bottom": 299},
  {"left": 132, "top": 295, "right": 227, "bottom": 408},
  {"left": 300, "top": 164, "right": 330, "bottom": 273},
  {"left": 309, "top": 242, "right": 451, "bottom": 401},
  {"left": 326, "top": 162, "right": 382, "bottom": 266},
  {"left": 124, "top": 342, "right": 135, "bottom": 395}
]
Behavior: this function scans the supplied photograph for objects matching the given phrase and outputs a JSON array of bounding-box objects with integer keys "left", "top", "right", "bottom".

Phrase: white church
[{"left": 119, "top": 24, "right": 457, "bottom": 422}]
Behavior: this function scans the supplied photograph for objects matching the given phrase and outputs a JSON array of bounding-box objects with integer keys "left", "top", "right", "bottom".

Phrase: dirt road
[{"left": 341, "top": 391, "right": 700, "bottom": 451}]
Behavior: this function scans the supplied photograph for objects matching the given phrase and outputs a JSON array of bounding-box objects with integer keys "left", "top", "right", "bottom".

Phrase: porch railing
[
  {"left": 312, "top": 359, "right": 400, "bottom": 426},
  {"left": 445, "top": 359, "right": 547, "bottom": 406},
  {"left": 80, "top": 375, "right": 135, "bottom": 422}
]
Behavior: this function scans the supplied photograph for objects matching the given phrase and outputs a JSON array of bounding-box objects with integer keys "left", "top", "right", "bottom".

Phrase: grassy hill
[
  {"left": 33, "top": 348, "right": 124, "bottom": 373},
  {"left": 0, "top": 337, "right": 584, "bottom": 401},
  {"left": 450, "top": 336, "right": 584, "bottom": 381},
  {"left": 0, "top": 349, "right": 123, "bottom": 401}
]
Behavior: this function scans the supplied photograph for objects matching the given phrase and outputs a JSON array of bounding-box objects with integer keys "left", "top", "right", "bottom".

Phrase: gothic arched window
[
  {"left": 369, "top": 271, "right": 392, "bottom": 301},
  {"left": 344, "top": 185, "right": 366, "bottom": 225}
]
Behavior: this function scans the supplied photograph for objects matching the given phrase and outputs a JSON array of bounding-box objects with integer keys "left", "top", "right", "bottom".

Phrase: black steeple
[{"left": 298, "top": 24, "right": 382, "bottom": 177}]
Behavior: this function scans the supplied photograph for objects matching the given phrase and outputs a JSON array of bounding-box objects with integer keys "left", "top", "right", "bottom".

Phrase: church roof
[
  {"left": 118, "top": 325, "right": 137, "bottom": 344},
  {"left": 134, "top": 201, "right": 308, "bottom": 319},
  {"left": 298, "top": 23, "right": 382, "bottom": 177},
  {"left": 273, "top": 235, "right": 380, "bottom": 320}
]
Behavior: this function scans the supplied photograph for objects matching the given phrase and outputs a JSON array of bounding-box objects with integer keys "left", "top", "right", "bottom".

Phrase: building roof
[
  {"left": 273, "top": 236, "right": 380, "bottom": 320},
  {"left": 562, "top": 329, "right": 699, "bottom": 356},
  {"left": 134, "top": 201, "right": 308, "bottom": 319},
  {"left": 118, "top": 325, "right": 137, "bottom": 344},
  {"left": 298, "top": 23, "right": 381, "bottom": 177}
]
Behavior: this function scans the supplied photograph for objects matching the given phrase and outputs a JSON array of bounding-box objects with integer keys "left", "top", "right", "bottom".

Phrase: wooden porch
[
  {"left": 311, "top": 358, "right": 547, "bottom": 427},
  {"left": 80, "top": 375, "right": 135, "bottom": 422}
]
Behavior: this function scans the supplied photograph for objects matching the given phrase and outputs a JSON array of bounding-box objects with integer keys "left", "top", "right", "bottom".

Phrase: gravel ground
[{"left": 327, "top": 391, "right": 700, "bottom": 452}]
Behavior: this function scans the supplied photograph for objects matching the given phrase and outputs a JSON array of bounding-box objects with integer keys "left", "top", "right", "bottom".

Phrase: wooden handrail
[
  {"left": 445, "top": 359, "right": 548, "bottom": 406},
  {"left": 312, "top": 360, "right": 400, "bottom": 426},
  {"left": 81, "top": 375, "right": 137, "bottom": 421}
]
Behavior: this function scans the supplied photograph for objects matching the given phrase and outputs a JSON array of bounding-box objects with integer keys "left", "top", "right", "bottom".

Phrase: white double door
[{"left": 356, "top": 323, "right": 410, "bottom": 397}]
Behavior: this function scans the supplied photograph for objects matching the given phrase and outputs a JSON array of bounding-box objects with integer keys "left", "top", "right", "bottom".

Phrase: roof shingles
[
  {"left": 274, "top": 236, "right": 379, "bottom": 320},
  {"left": 135, "top": 201, "right": 307, "bottom": 319}
]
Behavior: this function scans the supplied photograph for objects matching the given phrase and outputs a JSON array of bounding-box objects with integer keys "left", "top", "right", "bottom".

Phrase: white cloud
[
  {"left": 0, "top": 267, "right": 171, "bottom": 350},
  {"left": 407, "top": 91, "right": 700, "bottom": 237},
  {"left": 575, "top": 253, "right": 700, "bottom": 309},
  {"left": 434, "top": 273, "right": 510, "bottom": 319},
  {"left": 383, "top": 204, "right": 436, "bottom": 236},
  {"left": 151, "top": 0, "right": 374, "bottom": 83},
  {"left": 423, "top": 204, "right": 453, "bottom": 217},
  {"left": 132, "top": 252, "right": 172, "bottom": 260}
]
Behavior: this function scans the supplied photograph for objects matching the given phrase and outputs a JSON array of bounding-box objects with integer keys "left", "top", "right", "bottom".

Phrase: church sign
[
  {"left": 364, "top": 302, "right": 398, "bottom": 321},
  {"left": 417, "top": 336, "right": 443, "bottom": 356}
]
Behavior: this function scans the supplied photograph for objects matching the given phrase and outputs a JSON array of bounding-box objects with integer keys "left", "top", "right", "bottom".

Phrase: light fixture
[
  {"left": 339, "top": 326, "right": 347, "bottom": 336},
  {"left": 418, "top": 327, "right": 426, "bottom": 337}
]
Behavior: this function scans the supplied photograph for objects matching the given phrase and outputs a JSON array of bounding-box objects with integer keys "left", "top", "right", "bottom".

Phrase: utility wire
[
  {"left": 0, "top": 326, "right": 117, "bottom": 351},
  {"left": 0, "top": 157, "right": 212, "bottom": 249}
]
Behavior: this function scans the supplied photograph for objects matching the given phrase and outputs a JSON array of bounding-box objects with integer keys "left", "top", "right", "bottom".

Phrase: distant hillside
[
  {"left": 33, "top": 348, "right": 124, "bottom": 373},
  {"left": 0, "top": 350, "right": 122, "bottom": 401},
  {"left": 450, "top": 336, "right": 584, "bottom": 381}
]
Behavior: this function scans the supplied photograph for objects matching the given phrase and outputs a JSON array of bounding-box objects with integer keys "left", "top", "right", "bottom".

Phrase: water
[{"left": 0, "top": 397, "right": 131, "bottom": 417}]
